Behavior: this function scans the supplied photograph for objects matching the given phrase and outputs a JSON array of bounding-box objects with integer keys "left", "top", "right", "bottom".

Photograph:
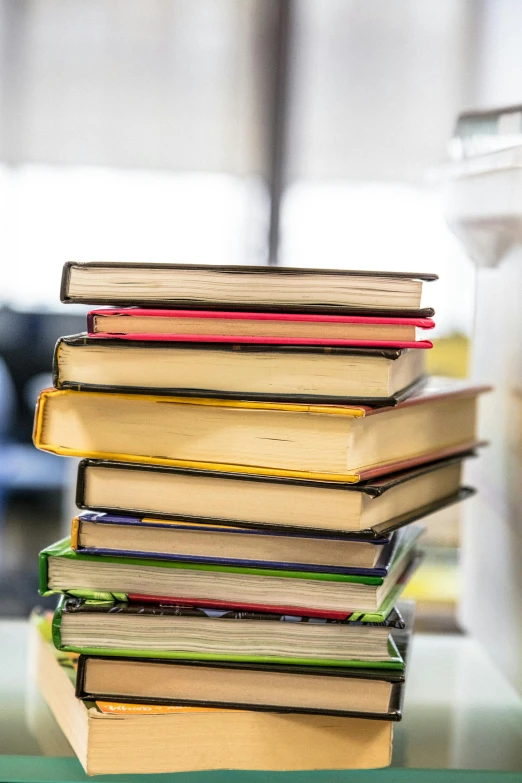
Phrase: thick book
[
  {"left": 54, "top": 334, "right": 427, "bottom": 406},
  {"left": 70, "top": 512, "right": 422, "bottom": 576},
  {"left": 33, "top": 377, "right": 488, "bottom": 483},
  {"left": 86, "top": 308, "right": 434, "bottom": 349},
  {"left": 29, "top": 610, "right": 394, "bottom": 775},
  {"left": 77, "top": 453, "right": 475, "bottom": 535},
  {"left": 39, "top": 535, "right": 420, "bottom": 617},
  {"left": 73, "top": 603, "right": 414, "bottom": 719},
  {"left": 61, "top": 261, "right": 437, "bottom": 316},
  {"left": 53, "top": 594, "right": 407, "bottom": 669}
]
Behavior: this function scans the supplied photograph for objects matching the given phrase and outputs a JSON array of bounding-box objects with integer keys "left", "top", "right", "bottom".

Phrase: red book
[{"left": 87, "top": 307, "right": 435, "bottom": 349}]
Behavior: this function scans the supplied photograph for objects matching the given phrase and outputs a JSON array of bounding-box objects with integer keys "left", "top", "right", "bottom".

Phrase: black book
[
  {"left": 54, "top": 333, "right": 426, "bottom": 407},
  {"left": 61, "top": 261, "right": 437, "bottom": 316},
  {"left": 76, "top": 452, "right": 476, "bottom": 536}
]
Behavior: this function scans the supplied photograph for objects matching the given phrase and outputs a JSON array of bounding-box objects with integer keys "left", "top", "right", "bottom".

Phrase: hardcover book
[
  {"left": 86, "top": 308, "right": 434, "bottom": 348},
  {"left": 39, "top": 535, "right": 421, "bottom": 617},
  {"left": 33, "top": 377, "right": 487, "bottom": 482},
  {"left": 70, "top": 512, "right": 422, "bottom": 576},
  {"left": 61, "top": 261, "right": 437, "bottom": 316},
  {"left": 73, "top": 603, "right": 414, "bottom": 719},
  {"left": 76, "top": 453, "right": 475, "bottom": 535},
  {"left": 53, "top": 594, "right": 407, "bottom": 668},
  {"left": 54, "top": 335, "right": 427, "bottom": 406},
  {"left": 29, "top": 610, "right": 394, "bottom": 774}
]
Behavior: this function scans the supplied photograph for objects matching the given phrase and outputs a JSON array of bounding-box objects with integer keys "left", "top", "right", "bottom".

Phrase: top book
[{"left": 61, "top": 262, "right": 437, "bottom": 316}]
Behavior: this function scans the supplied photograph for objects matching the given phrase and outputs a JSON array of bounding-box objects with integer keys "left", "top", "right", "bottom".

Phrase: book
[
  {"left": 76, "top": 453, "right": 475, "bottom": 534},
  {"left": 54, "top": 335, "right": 427, "bottom": 406},
  {"left": 53, "top": 594, "right": 407, "bottom": 668},
  {"left": 29, "top": 609, "right": 394, "bottom": 774},
  {"left": 73, "top": 603, "right": 414, "bottom": 718},
  {"left": 71, "top": 510, "right": 390, "bottom": 570},
  {"left": 33, "top": 378, "right": 487, "bottom": 482},
  {"left": 61, "top": 261, "right": 437, "bottom": 316},
  {"left": 39, "top": 535, "right": 420, "bottom": 616},
  {"left": 70, "top": 512, "right": 422, "bottom": 576},
  {"left": 86, "top": 308, "right": 435, "bottom": 348}
]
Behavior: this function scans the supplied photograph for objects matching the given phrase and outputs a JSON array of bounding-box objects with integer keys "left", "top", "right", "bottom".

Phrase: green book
[
  {"left": 40, "top": 534, "right": 420, "bottom": 620},
  {"left": 51, "top": 594, "right": 407, "bottom": 669}
]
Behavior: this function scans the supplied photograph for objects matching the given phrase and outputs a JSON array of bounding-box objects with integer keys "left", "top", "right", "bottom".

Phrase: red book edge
[
  {"left": 88, "top": 332, "right": 433, "bottom": 349},
  {"left": 89, "top": 307, "right": 436, "bottom": 329},
  {"left": 126, "top": 595, "right": 365, "bottom": 621}
]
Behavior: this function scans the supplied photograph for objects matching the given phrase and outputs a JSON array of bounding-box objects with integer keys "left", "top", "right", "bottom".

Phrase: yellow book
[{"left": 33, "top": 378, "right": 487, "bottom": 483}]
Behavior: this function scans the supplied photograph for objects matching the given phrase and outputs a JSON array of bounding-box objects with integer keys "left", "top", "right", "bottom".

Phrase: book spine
[
  {"left": 32, "top": 390, "right": 47, "bottom": 451},
  {"left": 52, "top": 598, "right": 65, "bottom": 649},
  {"left": 51, "top": 339, "right": 62, "bottom": 388},
  {"left": 59, "top": 261, "right": 73, "bottom": 303},
  {"left": 75, "top": 461, "right": 88, "bottom": 509},
  {"left": 70, "top": 517, "right": 80, "bottom": 550},
  {"left": 75, "top": 655, "right": 88, "bottom": 698},
  {"left": 38, "top": 548, "right": 51, "bottom": 596}
]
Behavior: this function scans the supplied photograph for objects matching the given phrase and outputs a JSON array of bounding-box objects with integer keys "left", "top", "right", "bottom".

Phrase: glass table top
[{"left": 1, "top": 620, "right": 522, "bottom": 782}]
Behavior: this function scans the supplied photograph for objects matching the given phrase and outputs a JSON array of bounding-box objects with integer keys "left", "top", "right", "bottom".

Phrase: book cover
[{"left": 71, "top": 512, "right": 422, "bottom": 576}]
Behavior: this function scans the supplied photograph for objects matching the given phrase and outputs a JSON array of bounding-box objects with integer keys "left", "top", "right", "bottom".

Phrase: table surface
[{"left": 1, "top": 621, "right": 522, "bottom": 782}]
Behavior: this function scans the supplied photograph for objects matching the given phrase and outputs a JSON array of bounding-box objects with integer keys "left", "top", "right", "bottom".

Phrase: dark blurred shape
[
  {"left": 0, "top": 309, "right": 80, "bottom": 616},
  {"left": 0, "top": 307, "right": 84, "bottom": 440}
]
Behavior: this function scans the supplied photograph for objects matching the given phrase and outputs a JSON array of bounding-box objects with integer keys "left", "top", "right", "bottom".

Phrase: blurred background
[{"left": 1, "top": 0, "right": 518, "bottom": 622}]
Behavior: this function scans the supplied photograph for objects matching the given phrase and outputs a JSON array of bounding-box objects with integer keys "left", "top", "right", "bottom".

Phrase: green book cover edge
[
  {"left": 39, "top": 537, "right": 385, "bottom": 597},
  {"left": 63, "top": 646, "right": 405, "bottom": 670}
]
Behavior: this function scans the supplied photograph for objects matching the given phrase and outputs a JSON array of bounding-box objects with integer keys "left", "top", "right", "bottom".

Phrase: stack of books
[{"left": 31, "top": 262, "right": 487, "bottom": 776}]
